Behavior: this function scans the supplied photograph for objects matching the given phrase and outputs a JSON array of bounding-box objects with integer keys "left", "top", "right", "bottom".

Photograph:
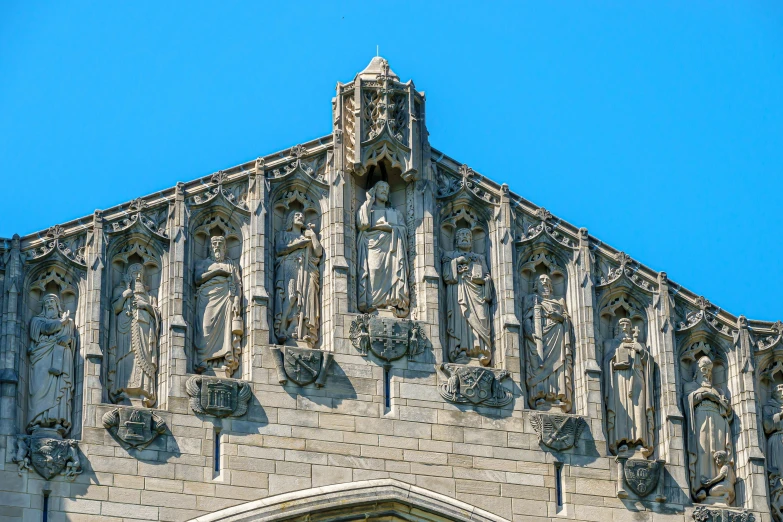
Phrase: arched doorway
[{"left": 189, "top": 479, "right": 510, "bottom": 522}]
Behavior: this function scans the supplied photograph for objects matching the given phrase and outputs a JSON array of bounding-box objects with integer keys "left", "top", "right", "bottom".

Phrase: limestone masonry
[{"left": 1, "top": 58, "right": 780, "bottom": 522}]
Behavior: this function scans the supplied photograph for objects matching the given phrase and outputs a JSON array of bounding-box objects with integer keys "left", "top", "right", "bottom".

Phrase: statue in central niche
[
  {"left": 194, "top": 235, "right": 243, "bottom": 377},
  {"left": 442, "top": 228, "right": 492, "bottom": 366},
  {"left": 110, "top": 263, "right": 160, "bottom": 407},
  {"left": 523, "top": 274, "right": 573, "bottom": 413},
  {"left": 685, "top": 355, "right": 735, "bottom": 506},
  {"left": 274, "top": 210, "right": 322, "bottom": 347},
  {"left": 356, "top": 180, "right": 410, "bottom": 317},
  {"left": 604, "top": 318, "right": 655, "bottom": 458}
]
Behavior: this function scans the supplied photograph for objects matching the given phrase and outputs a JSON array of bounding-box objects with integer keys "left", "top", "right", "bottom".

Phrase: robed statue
[
  {"left": 109, "top": 263, "right": 160, "bottom": 407},
  {"left": 27, "top": 294, "right": 75, "bottom": 436},
  {"left": 764, "top": 384, "right": 783, "bottom": 518},
  {"left": 442, "top": 228, "right": 492, "bottom": 366},
  {"left": 604, "top": 318, "right": 655, "bottom": 458},
  {"left": 194, "top": 235, "right": 243, "bottom": 377},
  {"left": 357, "top": 180, "right": 410, "bottom": 317},
  {"left": 274, "top": 211, "right": 322, "bottom": 347},
  {"left": 685, "top": 356, "right": 735, "bottom": 506},
  {"left": 523, "top": 274, "right": 573, "bottom": 413}
]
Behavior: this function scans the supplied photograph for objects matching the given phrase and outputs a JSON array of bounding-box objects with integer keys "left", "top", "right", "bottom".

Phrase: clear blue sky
[{"left": 1, "top": 2, "right": 781, "bottom": 321}]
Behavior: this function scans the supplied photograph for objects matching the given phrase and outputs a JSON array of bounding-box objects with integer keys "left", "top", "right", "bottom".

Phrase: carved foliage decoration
[
  {"left": 434, "top": 164, "right": 500, "bottom": 205},
  {"left": 515, "top": 206, "right": 576, "bottom": 249},
  {"left": 108, "top": 198, "right": 170, "bottom": 239},
  {"left": 266, "top": 145, "right": 327, "bottom": 186},
  {"left": 190, "top": 171, "right": 250, "bottom": 213},
  {"left": 692, "top": 506, "right": 754, "bottom": 522},
  {"left": 594, "top": 250, "right": 657, "bottom": 295},
  {"left": 674, "top": 295, "right": 736, "bottom": 338},
  {"left": 25, "top": 224, "right": 87, "bottom": 267}
]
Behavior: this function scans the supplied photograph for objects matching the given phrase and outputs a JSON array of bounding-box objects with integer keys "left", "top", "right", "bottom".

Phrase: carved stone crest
[
  {"left": 185, "top": 376, "right": 252, "bottom": 418},
  {"left": 13, "top": 432, "right": 82, "bottom": 480},
  {"left": 349, "top": 314, "right": 425, "bottom": 362},
  {"left": 270, "top": 347, "right": 332, "bottom": 387},
  {"left": 617, "top": 457, "right": 666, "bottom": 501},
  {"left": 692, "top": 506, "right": 755, "bottom": 522},
  {"left": 102, "top": 407, "right": 166, "bottom": 450},
  {"left": 530, "top": 412, "right": 586, "bottom": 451},
  {"left": 438, "top": 364, "right": 512, "bottom": 407}
]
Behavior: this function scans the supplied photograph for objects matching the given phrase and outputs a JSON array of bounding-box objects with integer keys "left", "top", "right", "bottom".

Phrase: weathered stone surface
[{"left": 0, "top": 56, "right": 778, "bottom": 522}]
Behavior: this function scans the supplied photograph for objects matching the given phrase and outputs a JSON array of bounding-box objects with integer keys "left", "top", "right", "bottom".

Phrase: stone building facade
[{"left": 0, "top": 58, "right": 780, "bottom": 522}]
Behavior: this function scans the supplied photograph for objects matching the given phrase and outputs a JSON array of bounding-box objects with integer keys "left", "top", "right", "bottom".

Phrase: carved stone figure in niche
[
  {"left": 685, "top": 356, "right": 735, "bottom": 506},
  {"left": 604, "top": 318, "right": 655, "bottom": 458},
  {"left": 764, "top": 384, "right": 783, "bottom": 519},
  {"left": 524, "top": 274, "right": 573, "bottom": 413},
  {"left": 109, "top": 263, "right": 160, "bottom": 407},
  {"left": 442, "top": 228, "right": 492, "bottom": 366},
  {"left": 357, "top": 180, "right": 410, "bottom": 317},
  {"left": 194, "top": 235, "right": 243, "bottom": 376},
  {"left": 274, "top": 211, "right": 322, "bottom": 347},
  {"left": 27, "top": 294, "right": 75, "bottom": 436}
]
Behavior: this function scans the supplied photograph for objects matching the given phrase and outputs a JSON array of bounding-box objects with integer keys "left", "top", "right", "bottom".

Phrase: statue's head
[
  {"left": 774, "top": 384, "right": 783, "bottom": 402},
  {"left": 210, "top": 235, "right": 227, "bottom": 261},
  {"left": 535, "top": 274, "right": 553, "bottom": 298},
  {"left": 371, "top": 181, "right": 390, "bottom": 204},
  {"left": 618, "top": 318, "right": 632, "bottom": 338},
  {"left": 455, "top": 228, "right": 473, "bottom": 251},
  {"left": 697, "top": 356, "right": 714, "bottom": 384},
  {"left": 126, "top": 263, "right": 145, "bottom": 287},
  {"left": 285, "top": 211, "right": 305, "bottom": 231},
  {"left": 713, "top": 450, "right": 728, "bottom": 467},
  {"left": 41, "top": 294, "right": 62, "bottom": 319}
]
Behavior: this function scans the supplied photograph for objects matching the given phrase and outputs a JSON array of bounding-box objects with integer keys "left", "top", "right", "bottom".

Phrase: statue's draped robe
[
  {"left": 524, "top": 295, "right": 572, "bottom": 411},
  {"left": 604, "top": 336, "right": 655, "bottom": 456},
  {"left": 442, "top": 250, "right": 492, "bottom": 366},
  {"left": 112, "top": 287, "right": 159, "bottom": 404},
  {"left": 764, "top": 399, "right": 783, "bottom": 476},
  {"left": 195, "top": 259, "right": 241, "bottom": 369},
  {"left": 685, "top": 381, "right": 733, "bottom": 502},
  {"left": 28, "top": 314, "right": 74, "bottom": 432},
  {"left": 274, "top": 231, "right": 321, "bottom": 345},
  {"left": 357, "top": 202, "right": 409, "bottom": 317}
]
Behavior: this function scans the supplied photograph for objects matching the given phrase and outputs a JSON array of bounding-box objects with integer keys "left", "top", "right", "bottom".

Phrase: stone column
[
  {"left": 648, "top": 272, "right": 688, "bottom": 504},
  {"left": 80, "top": 211, "right": 106, "bottom": 432},
  {"left": 164, "top": 183, "right": 189, "bottom": 412},
  {"left": 246, "top": 163, "right": 270, "bottom": 374},
  {"left": 732, "top": 316, "right": 768, "bottom": 510},
  {"left": 570, "top": 229, "right": 603, "bottom": 436},
  {"left": 323, "top": 134, "right": 350, "bottom": 353},
  {"left": 493, "top": 185, "right": 521, "bottom": 402},
  {"left": 0, "top": 234, "right": 23, "bottom": 437}
]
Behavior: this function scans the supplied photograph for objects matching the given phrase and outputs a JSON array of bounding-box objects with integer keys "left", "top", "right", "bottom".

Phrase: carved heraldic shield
[
  {"left": 103, "top": 407, "right": 166, "bottom": 449},
  {"left": 185, "top": 376, "right": 252, "bottom": 418},
  {"left": 438, "top": 364, "right": 512, "bottom": 407},
  {"left": 623, "top": 458, "right": 661, "bottom": 497},
  {"left": 530, "top": 412, "right": 585, "bottom": 451},
  {"left": 284, "top": 347, "right": 323, "bottom": 386}
]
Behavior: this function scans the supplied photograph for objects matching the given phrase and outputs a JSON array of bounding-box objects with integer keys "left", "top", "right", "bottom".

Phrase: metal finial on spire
[{"left": 376, "top": 45, "right": 379, "bottom": 57}]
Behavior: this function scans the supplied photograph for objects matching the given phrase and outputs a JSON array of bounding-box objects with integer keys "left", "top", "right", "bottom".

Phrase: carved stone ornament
[
  {"left": 102, "top": 407, "right": 166, "bottom": 450},
  {"left": 349, "top": 314, "right": 425, "bottom": 363},
  {"left": 438, "top": 364, "right": 512, "bottom": 407},
  {"left": 616, "top": 456, "right": 666, "bottom": 501},
  {"left": 272, "top": 347, "right": 333, "bottom": 387},
  {"left": 13, "top": 432, "right": 82, "bottom": 481},
  {"left": 692, "top": 506, "right": 755, "bottom": 522},
  {"left": 185, "top": 375, "right": 252, "bottom": 418},
  {"left": 530, "top": 412, "right": 586, "bottom": 451}
]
